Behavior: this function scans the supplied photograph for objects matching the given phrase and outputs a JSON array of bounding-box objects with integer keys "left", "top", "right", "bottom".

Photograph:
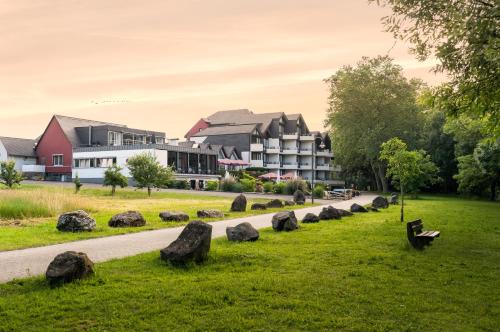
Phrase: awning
[
  {"left": 217, "top": 159, "right": 250, "bottom": 166},
  {"left": 281, "top": 172, "right": 296, "bottom": 180},
  {"left": 258, "top": 172, "right": 278, "bottom": 180}
]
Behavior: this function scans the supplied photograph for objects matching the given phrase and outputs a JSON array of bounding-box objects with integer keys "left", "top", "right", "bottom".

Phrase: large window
[
  {"left": 74, "top": 157, "right": 117, "bottom": 168},
  {"left": 108, "top": 131, "right": 122, "bottom": 146},
  {"left": 52, "top": 154, "right": 63, "bottom": 166},
  {"left": 251, "top": 152, "right": 262, "bottom": 160}
]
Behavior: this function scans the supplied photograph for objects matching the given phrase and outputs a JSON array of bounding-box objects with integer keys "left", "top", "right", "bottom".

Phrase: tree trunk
[
  {"left": 400, "top": 184, "right": 404, "bottom": 223},
  {"left": 370, "top": 162, "right": 382, "bottom": 192},
  {"left": 491, "top": 182, "right": 497, "bottom": 201},
  {"left": 112, "top": 186, "right": 116, "bottom": 196},
  {"left": 147, "top": 186, "right": 152, "bottom": 197},
  {"left": 377, "top": 163, "right": 389, "bottom": 193}
]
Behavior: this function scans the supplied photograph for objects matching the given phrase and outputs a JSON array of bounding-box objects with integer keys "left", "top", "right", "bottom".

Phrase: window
[
  {"left": 156, "top": 137, "right": 165, "bottom": 144},
  {"left": 251, "top": 152, "right": 262, "bottom": 160},
  {"left": 108, "top": 131, "right": 122, "bottom": 146},
  {"left": 74, "top": 157, "right": 117, "bottom": 168},
  {"left": 52, "top": 154, "right": 63, "bottom": 166}
]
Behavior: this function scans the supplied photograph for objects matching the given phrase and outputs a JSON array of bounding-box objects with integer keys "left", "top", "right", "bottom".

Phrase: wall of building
[
  {"left": 185, "top": 119, "right": 209, "bottom": 139},
  {"left": 35, "top": 117, "right": 73, "bottom": 176},
  {"left": 0, "top": 141, "right": 7, "bottom": 163},
  {"left": 202, "top": 134, "right": 250, "bottom": 158}
]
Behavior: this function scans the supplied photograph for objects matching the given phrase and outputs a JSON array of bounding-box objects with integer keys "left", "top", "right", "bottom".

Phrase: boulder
[
  {"left": 230, "top": 194, "right": 247, "bottom": 212},
  {"left": 159, "top": 211, "right": 190, "bottom": 222},
  {"left": 160, "top": 220, "right": 212, "bottom": 265},
  {"left": 284, "top": 200, "right": 295, "bottom": 206},
  {"left": 318, "top": 206, "right": 341, "bottom": 220},
  {"left": 250, "top": 203, "right": 267, "bottom": 210},
  {"left": 56, "top": 210, "right": 96, "bottom": 232},
  {"left": 372, "top": 196, "right": 389, "bottom": 209},
  {"left": 390, "top": 194, "right": 399, "bottom": 205},
  {"left": 271, "top": 211, "right": 298, "bottom": 231},
  {"left": 368, "top": 206, "right": 379, "bottom": 212},
  {"left": 338, "top": 209, "right": 354, "bottom": 217},
  {"left": 108, "top": 211, "right": 146, "bottom": 227},
  {"left": 293, "top": 190, "right": 306, "bottom": 205},
  {"left": 302, "top": 213, "right": 320, "bottom": 223},
  {"left": 46, "top": 251, "right": 94, "bottom": 286},
  {"left": 350, "top": 203, "right": 368, "bottom": 213},
  {"left": 226, "top": 222, "right": 259, "bottom": 242},
  {"left": 266, "top": 199, "right": 284, "bottom": 208},
  {"left": 197, "top": 209, "right": 224, "bottom": 218}
]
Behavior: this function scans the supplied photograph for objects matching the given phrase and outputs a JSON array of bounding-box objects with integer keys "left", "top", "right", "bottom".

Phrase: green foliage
[
  {"left": 127, "top": 153, "right": 174, "bottom": 196},
  {"left": 205, "top": 180, "right": 219, "bottom": 191},
  {"left": 325, "top": 55, "right": 424, "bottom": 192},
  {"left": 73, "top": 174, "right": 83, "bottom": 193},
  {"left": 231, "top": 183, "right": 243, "bottom": 193},
  {"left": 240, "top": 178, "right": 255, "bottom": 192},
  {"left": 284, "top": 179, "right": 308, "bottom": 195},
  {"left": 0, "top": 160, "right": 23, "bottom": 189},
  {"left": 168, "top": 180, "right": 190, "bottom": 190},
  {"left": 273, "top": 182, "right": 286, "bottom": 194},
  {"left": 454, "top": 140, "right": 500, "bottom": 200},
  {"left": 313, "top": 184, "right": 325, "bottom": 198},
  {"left": 103, "top": 165, "right": 128, "bottom": 196},
  {"left": 220, "top": 175, "right": 237, "bottom": 192},
  {"left": 263, "top": 181, "right": 274, "bottom": 193},
  {"left": 0, "top": 197, "right": 51, "bottom": 219}
]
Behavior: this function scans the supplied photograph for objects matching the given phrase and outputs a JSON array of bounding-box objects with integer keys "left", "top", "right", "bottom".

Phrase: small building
[
  {"left": 72, "top": 144, "right": 219, "bottom": 189},
  {"left": 0, "top": 136, "right": 37, "bottom": 172}
]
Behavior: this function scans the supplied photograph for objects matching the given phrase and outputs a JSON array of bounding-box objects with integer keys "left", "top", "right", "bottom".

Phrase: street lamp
[{"left": 311, "top": 137, "right": 326, "bottom": 204}]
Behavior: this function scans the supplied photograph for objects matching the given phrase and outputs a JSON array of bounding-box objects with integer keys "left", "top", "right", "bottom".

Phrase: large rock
[
  {"left": 226, "top": 222, "right": 259, "bottom": 242},
  {"left": 250, "top": 203, "right": 267, "bottom": 210},
  {"left": 337, "top": 209, "right": 354, "bottom": 217},
  {"left": 197, "top": 209, "right": 224, "bottom": 218},
  {"left": 56, "top": 210, "right": 96, "bottom": 232},
  {"left": 108, "top": 211, "right": 146, "bottom": 227},
  {"left": 159, "top": 211, "right": 190, "bottom": 222},
  {"left": 350, "top": 203, "right": 368, "bottom": 213},
  {"left": 230, "top": 194, "right": 247, "bottom": 212},
  {"left": 318, "top": 206, "right": 341, "bottom": 220},
  {"left": 160, "top": 221, "right": 212, "bottom": 265},
  {"left": 266, "top": 199, "right": 284, "bottom": 208},
  {"left": 271, "top": 211, "right": 298, "bottom": 231},
  {"left": 293, "top": 190, "right": 306, "bottom": 205},
  {"left": 302, "top": 213, "right": 320, "bottom": 223},
  {"left": 284, "top": 200, "right": 295, "bottom": 206},
  {"left": 390, "top": 194, "right": 399, "bottom": 205},
  {"left": 372, "top": 196, "right": 389, "bottom": 209},
  {"left": 46, "top": 251, "right": 94, "bottom": 286}
]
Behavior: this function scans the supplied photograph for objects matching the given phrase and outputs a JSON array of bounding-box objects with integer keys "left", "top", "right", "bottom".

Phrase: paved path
[{"left": 0, "top": 194, "right": 376, "bottom": 283}]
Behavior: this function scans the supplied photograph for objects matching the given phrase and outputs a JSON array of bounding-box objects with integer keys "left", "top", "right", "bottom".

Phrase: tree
[
  {"left": 455, "top": 140, "right": 500, "bottom": 200},
  {"left": 0, "top": 160, "right": 23, "bottom": 188},
  {"left": 325, "top": 56, "right": 424, "bottom": 192},
  {"left": 372, "top": 0, "right": 499, "bottom": 137},
  {"left": 127, "top": 153, "right": 174, "bottom": 197},
  {"left": 103, "top": 164, "right": 128, "bottom": 196},
  {"left": 380, "top": 138, "right": 439, "bottom": 222},
  {"left": 73, "top": 174, "right": 82, "bottom": 193}
]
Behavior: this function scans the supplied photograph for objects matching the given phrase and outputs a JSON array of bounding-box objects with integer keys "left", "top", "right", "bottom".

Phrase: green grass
[
  {"left": 0, "top": 196, "right": 498, "bottom": 331},
  {"left": 0, "top": 186, "right": 314, "bottom": 251}
]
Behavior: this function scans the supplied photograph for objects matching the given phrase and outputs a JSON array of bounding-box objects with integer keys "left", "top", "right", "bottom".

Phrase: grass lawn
[
  {"left": 0, "top": 185, "right": 314, "bottom": 251},
  {"left": 0, "top": 196, "right": 498, "bottom": 331}
]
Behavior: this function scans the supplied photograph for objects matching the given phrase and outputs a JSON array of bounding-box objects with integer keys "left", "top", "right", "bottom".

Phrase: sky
[{"left": 0, "top": 0, "right": 445, "bottom": 139}]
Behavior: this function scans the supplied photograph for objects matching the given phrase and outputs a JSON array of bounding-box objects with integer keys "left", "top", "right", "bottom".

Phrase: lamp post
[{"left": 311, "top": 137, "right": 326, "bottom": 204}]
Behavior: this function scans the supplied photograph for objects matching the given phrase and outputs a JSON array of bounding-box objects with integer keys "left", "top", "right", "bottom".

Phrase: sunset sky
[{"left": 0, "top": 0, "right": 445, "bottom": 139}]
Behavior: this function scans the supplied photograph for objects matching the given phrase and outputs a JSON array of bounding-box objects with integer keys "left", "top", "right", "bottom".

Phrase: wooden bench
[{"left": 407, "top": 219, "right": 440, "bottom": 249}]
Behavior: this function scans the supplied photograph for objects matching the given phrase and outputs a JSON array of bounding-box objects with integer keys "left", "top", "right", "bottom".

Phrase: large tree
[
  {"left": 372, "top": 0, "right": 499, "bottom": 137},
  {"left": 325, "top": 56, "right": 423, "bottom": 192},
  {"left": 127, "top": 153, "right": 174, "bottom": 197}
]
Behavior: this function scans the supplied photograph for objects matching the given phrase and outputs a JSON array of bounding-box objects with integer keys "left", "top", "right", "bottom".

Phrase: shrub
[
  {"left": 221, "top": 175, "right": 237, "bottom": 192},
  {"left": 231, "top": 183, "right": 244, "bottom": 193},
  {"left": 284, "top": 179, "right": 308, "bottom": 195},
  {"left": 273, "top": 182, "right": 286, "bottom": 194},
  {"left": 263, "top": 182, "right": 274, "bottom": 193},
  {"left": 169, "top": 180, "right": 190, "bottom": 189},
  {"left": 205, "top": 180, "right": 219, "bottom": 191},
  {"left": 313, "top": 185, "right": 325, "bottom": 198},
  {"left": 240, "top": 178, "right": 256, "bottom": 192}
]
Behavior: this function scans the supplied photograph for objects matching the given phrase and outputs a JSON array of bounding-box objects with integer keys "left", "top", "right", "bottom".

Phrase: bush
[
  {"left": 221, "top": 175, "right": 237, "bottom": 192},
  {"left": 284, "top": 179, "right": 308, "bottom": 195},
  {"left": 240, "top": 178, "right": 255, "bottom": 192},
  {"left": 313, "top": 185, "right": 325, "bottom": 198},
  {"left": 263, "top": 182, "right": 274, "bottom": 193},
  {"left": 273, "top": 182, "right": 286, "bottom": 194},
  {"left": 169, "top": 180, "right": 190, "bottom": 189},
  {"left": 205, "top": 180, "right": 219, "bottom": 191},
  {"left": 231, "top": 183, "right": 244, "bottom": 193},
  {"left": 255, "top": 181, "right": 263, "bottom": 193}
]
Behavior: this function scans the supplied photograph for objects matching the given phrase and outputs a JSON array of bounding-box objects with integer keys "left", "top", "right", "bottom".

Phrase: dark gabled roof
[
  {"left": 0, "top": 136, "right": 37, "bottom": 157},
  {"left": 54, "top": 115, "right": 126, "bottom": 146},
  {"left": 192, "top": 124, "right": 258, "bottom": 137},
  {"left": 223, "top": 145, "right": 239, "bottom": 159},
  {"left": 205, "top": 109, "right": 285, "bottom": 134}
]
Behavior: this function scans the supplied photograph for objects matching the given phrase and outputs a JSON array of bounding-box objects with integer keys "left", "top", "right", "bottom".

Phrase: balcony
[
  {"left": 316, "top": 150, "right": 333, "bottom": 157},
  {"left": 282, "top": 162, "right": 298, "bottom": 169},
  {"left": 298, "top": 149, "right": 312, "bottom": 155},
  {"left": 316, "top": 164, "right": 330, "bottom": 171},
  {"left": 299, "top": 135, "right": 315, "bottom": 141},
  {"left": 250, "top": 143, "right": 264, "bottom": 152},
  {"left": 250, "top": 160, "right": 264, "bottom": 168},
  {"left": 265, "top": 146, "right": 280, "bottom": 154},
  {"left": 265, "top": 161, "right": 280, "bottom": 169},
  {"left": 22, "top": 165, "right": 45, "bottom": 173},
  {"left": 282, "top": 132, "right": 299, "bottom": 140},
  {"left": 281, "top": 148, "right": 298, "bottom": 155}
]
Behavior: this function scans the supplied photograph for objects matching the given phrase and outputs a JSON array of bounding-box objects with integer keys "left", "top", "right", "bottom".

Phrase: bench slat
[{"left": 416, "top": 231, "right": 440, "bottom": 238}]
